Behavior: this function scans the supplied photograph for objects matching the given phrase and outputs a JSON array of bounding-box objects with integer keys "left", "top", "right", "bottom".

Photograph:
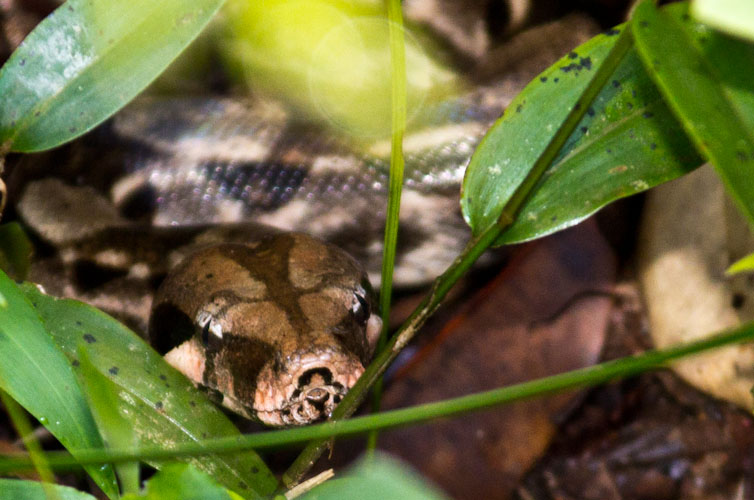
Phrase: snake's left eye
[
  {"left": 351, "top": 291, "right": 370, "bottom": 326},
  {"left": 197, "top": 311, "right": 223, "bottom": 347}
]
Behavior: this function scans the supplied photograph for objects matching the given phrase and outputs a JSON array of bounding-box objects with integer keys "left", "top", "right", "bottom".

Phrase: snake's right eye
[{"left": 351, "top": 290, "right": 370, "bottom": 326}]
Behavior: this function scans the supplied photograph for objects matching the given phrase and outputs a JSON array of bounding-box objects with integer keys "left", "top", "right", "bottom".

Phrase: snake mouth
[{"left": 254, "top": 352, "right": 364, "bottom": 426}]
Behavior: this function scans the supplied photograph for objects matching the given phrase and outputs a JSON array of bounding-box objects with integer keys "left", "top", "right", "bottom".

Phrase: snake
[{"left": 6, "top": 11, "right": 599, "bottom": 426}]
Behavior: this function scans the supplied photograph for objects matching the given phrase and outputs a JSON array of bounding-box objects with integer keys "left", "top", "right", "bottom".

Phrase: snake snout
[
  {"left": 254, "top": 351, "right": 364, "bottom": 426},
  {"left": 297, "top": 367, "right": 333, "bottom": 387}
]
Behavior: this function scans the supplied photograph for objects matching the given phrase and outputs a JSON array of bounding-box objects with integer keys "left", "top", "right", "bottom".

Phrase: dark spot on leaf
[
  {"left": 560, "top": 63, "right": 579, "bottom": 73},
  {"left": 607, "top": 148, "right": 613, "bottom": 154},
  {"left": 251, "top": 466, "right": 260, "bottom": 474},
  {"left": 164, "top": 383, "right": 170, "bottom": 388},
  {"left": 554, "top": 77, "right": 560, "bottom": 83},
  {"left": 627, "top": 102, "right": 634, "bottom": 109},
  {"left": 643, "top": 111, "right": 654, "bottom": 118},
  {"left": 605, "top": 28, "right": 620, "bottom": 36},
  {"left": 189, "top": 400, "right": 196, "bottom": 407},
  {"left": 83, "top": 334, "right": 96, "bottom": 344},
  {"left": 155, "top": 401, "right": 163, "bottom": 410},
  {"left": 737, "top": 150, "right": 748, "bottom": 162},
  {"left": 239, "top": 481, "right": 248, "bottom": 490},
  {"left": 639, "top": 20, "right": 649, "bottom": 28},
  {"left": 20, "top": 59, "right": 25, "bottom": 66},
  {"left": 587, "top": 107, "right": 595, "bottom": 117},
  {"left": 579, "top": 57, "right": 592, "bottom": 70},
  {"left": 568, "top": 51, "right": 578, "bottom": 59},
  {"left": 650, "top": 143, "right": 657, "bottom": 150},
  {"left": 612, "top": 80, "right": 621, "bottom": 89},
  {"left": 76, "top": 321, "right": 83, "bottom": 326},
  {"left": 574, "top": 102, "right": 581, "bottom": 111},
  {"left": 109, "top": 367, "right": 119, "bottom": 375},
  {"left": 72, "top": 360, "right": 80, "bottom": 367},
  {"left": 201, "top": 432, "right": 208, "bottom": 438},
  {"left": 551, "top": 216, "right": 557, "bottom": 222},
  {"left": 159, "top": 374, "right": 167, "bottom": 381},
  {"left": 540, "top": 76, "right": 547, "bottom": 83},
  {"left": 580, "top": 126, "right": 588, "bottom": 134},
  {"left": 516, "top": 104, "right": 523, "bottom": 113}
]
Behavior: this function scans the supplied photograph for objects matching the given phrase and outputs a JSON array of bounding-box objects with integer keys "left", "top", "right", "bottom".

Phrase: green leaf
[
  {"left": 692, "top": 0, "right": 754, "bottom": 41},
  {"left": 0, "top": 0, "right": 226, "bottom": 152},
  {"left": 301, "top": 453, "right": 448, "bottom": 500},
  {"left": 727, "top": 252, "right": 754, "bottom": 275},
  {"left": 0, "top": 222, "right": 33, "bottom": 280},
  {"left": 0, "top": 272, "right": 119, "bottom": 498},
  {"left": 632, "top": 1, "right": 754, "bottom": 229},
  {"left": 121, "top": 463, "right": 234, "bottom": 500},
  {"left": 19, "top": 283, "right": 277, "bottom": 499},
  {"left": 219, "top": 0, "right": 456, "bottom": 138},
  {"left": 0, "top": 479, "right": 97, "bottom": 500},
  {"left": 461, "top": 17, "right": 702, "bottom": 244},
  {"left": 78, "top": 349, "right": 140, "bottom": 495}
]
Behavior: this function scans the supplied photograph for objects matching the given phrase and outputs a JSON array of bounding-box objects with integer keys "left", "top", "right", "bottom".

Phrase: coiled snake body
[{"left": 9, "top": 12, "right": 598, "bottom": 425}]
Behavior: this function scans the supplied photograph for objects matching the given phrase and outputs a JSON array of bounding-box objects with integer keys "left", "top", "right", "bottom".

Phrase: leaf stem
[
  {"left": 368, "top": 0, "right": 408, "bottom": 453},
  {"left": 2, "top": 322, "right": 753, "bottom": 473},
  {"left": 282, "top": 25, "right": 634, "bottom": 486}
]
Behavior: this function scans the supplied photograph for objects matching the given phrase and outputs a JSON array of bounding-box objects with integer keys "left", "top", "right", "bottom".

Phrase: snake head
[{"left": 149, "top": 233, "right": 381, "bottom": 426}]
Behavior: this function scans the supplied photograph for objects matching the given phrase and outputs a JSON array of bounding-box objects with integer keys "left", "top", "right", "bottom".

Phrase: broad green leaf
[
  {"left": 121, "top": 463, "right": 238, "bottom": 500},
  {"left": 78, "top": 349, "right": 140, "bottom": 495},
  {"left": 461, "top": 15, "right": 702, "bottom": 244},
  {"left": 19, "top": 284, "right": 277, "bottom": 499},
  {"left": 692, "top": 0, "right": 754, "bottom": 41},
  {"left": 728, "top": 252, "right": 754, "bottom": 275},
  {"left": 633, "top": 1, "right": 754, "bottom": 229},
  {"left": 0, "top": 222, "right": 33, "bottom": 280},
  {"left": 0, "top": 479, "right": 97, "bottom": 500},
  {"left": 0, "top": 0, "right": 226, "bottom": 152},
  {"left": 0, "top": 272, "right": 118, "bottom": 498},
  {"left": 301, "top": 453, "right": 448, "bottom": 500}
]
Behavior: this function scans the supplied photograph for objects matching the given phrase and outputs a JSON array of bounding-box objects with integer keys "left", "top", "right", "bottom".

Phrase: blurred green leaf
[
  {"left": 0, "top": 222, "right": 33, "bottom": 280},
  {"left": 19, "top": 283, "right": 277, "bottom": 499},
  {"left": 727, "top": 252, "right": 754, "bottom": 275},
  {"left": 692, "top": 0, "right": 754, "bottom": 41},
  {"left": 0, "top": 272, "right": 118, "bottom": 498},
  {"left": 0, "top": 479, "right": 97, "bottom": 500},
  {"left": 633, "top": 0, "right": 754, "bottom": 228},
  {"left": 121, "top": 463, "right": 235, "bottom": 500},
  {"left": 301, "top": 453, "right": 448, "bottom": 500},
  {"left": 0, "top": 0, "right": 227, "bottom": 152},
  {"left": 219, "top": 0, "right": 457, "bottom": 138},
  {"left": 461, "top": 13, "right": 702, "bottom": 244},
  {"left": 78, "top": 349, "right": 140, "bottom": 495}
]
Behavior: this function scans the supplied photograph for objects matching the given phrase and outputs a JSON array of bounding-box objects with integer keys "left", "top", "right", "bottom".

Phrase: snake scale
[{"left": 6, "top": 9, "right": 599, "bottom": 426}]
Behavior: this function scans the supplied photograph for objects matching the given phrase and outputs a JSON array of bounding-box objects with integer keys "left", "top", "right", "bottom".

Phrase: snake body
[{"left": 9, "top": 13, "right": 599, "bottom": 426}]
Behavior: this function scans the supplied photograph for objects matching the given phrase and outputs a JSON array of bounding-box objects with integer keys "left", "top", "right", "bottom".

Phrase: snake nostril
[
  {"left": 305, "top": 388, "right": 329, "bottom": 404},
  {"left": 297, "top": 367, "right": 333, "bottom": 387}
]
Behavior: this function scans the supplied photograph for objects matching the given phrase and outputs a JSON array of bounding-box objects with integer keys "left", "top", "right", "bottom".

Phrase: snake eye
[
  {"left": 197, "top": 311, "right": 223, "bottom": 348},
  {"left": 351, "top": 290, "right": 370, "bottom": 326}
]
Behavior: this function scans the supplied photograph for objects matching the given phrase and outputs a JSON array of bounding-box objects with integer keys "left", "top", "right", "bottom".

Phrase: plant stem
[
  {"left": 0, "top": 390, "right": 61, "bottom": 500},
  {"left": 282, "top": 25, "right": 634, "bottom": 487},
  {"left": 368, "top": 0, "right": 408, "bottom": 453},
  {"left": 2, "top": 321, "right": 753, "bottom": 473}
]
